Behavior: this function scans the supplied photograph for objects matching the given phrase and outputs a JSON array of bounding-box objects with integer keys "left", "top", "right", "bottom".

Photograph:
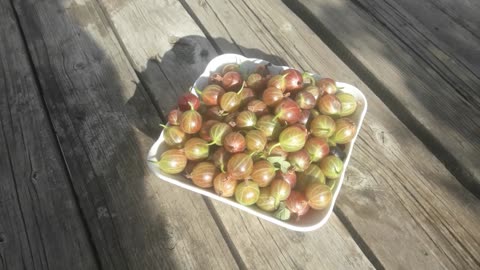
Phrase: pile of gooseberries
[{"left": 152, "top": 62, "right": 358, "bottom": 222}]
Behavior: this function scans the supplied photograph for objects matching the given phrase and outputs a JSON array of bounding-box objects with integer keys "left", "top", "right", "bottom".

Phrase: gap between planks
[{"left": 333, "top": 205, "right": 385, "bottom": 270}]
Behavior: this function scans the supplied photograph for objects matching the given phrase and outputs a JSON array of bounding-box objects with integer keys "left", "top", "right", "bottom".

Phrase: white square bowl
[{"left": 147, "top": 54, "right": 367, "bottom": 232}]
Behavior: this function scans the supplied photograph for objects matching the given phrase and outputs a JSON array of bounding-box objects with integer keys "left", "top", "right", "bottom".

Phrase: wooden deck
[{"left": 0, "top": 0, "right": 479, "bottom": 269}]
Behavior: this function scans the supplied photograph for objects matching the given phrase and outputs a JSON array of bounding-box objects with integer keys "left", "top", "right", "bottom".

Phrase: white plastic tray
[{"left": 147, "top": 54, "right": 367, "bottom": 231}]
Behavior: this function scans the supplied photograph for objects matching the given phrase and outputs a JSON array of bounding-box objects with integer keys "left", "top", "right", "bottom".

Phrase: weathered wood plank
[
  {"left": 357, "top": 0, "right": 480, "bottom": 99},
  {"left": 95, "top": 0, "right": 375, "bottom": 269},
  {"left": 182, "top": 0, "right": 480, "bottom": 269},
  {"left": 425, "top": 0, "right": 480, "bottom": 37},
  {"left": 0, "top": 2, "right": 98, "bottom": 269},
  {"left": 287, "top": 0, "right": 480, "bottom": 195},
  {"left": 391, "top": 0, "right": 480, "bottom": 76},
  {"left": 345, "top": 0, "right": 480, "bottom": 110},
  {"left": 11, "top": 0, "right": 237, "bottom": 269},
  {"left": 99, "top": 0, "right": 219, "bottom": 118},
  {"left": 207, "top": 202, "right": 375, "bottom": 269}
]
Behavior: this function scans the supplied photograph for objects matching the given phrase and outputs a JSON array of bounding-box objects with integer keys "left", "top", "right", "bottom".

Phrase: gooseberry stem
[
  {"left": 193, "top": 87, "right": 202, "bottom": 95},
  {"left": 272, "top": 114, "right": 279, "bottom": 122},
  {"left": 268, "top": 142, "right": 281, "bottom": 155},
  {"left": 302, "top": 72, "right": 315, "bottom": 85},
  {"left": 327, "top": 139, "right": 336, "bottom": 147},
  {"left": 329, "top": 179, "right": 337, "bottom": 191},
  {"left": 159, "top": 124, "right": 168, "bottom": 129},
  {"left": 237, "top": 81, "right": 246, "bottom": 95}
]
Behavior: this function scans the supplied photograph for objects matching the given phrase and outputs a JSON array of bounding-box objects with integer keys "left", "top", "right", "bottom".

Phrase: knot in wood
[{"left": 0, "top": 233, "right": 6, "bottom": 243}]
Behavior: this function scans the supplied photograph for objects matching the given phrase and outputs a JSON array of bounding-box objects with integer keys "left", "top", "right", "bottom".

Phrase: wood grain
[
  {"left": 0, "top": 2, "right": 98, "bottom": 269},
  {"left": 182, "top": 0, "right": 480, "bottom": 269},
  {"left": 10, "top": 0, "right": 237, "bottom": 269},
  {"left": 391, "top": 0, "right": 480, "bottom": 76},
  {"left": 424, "top": 0, "right": 480, "bottom": 37},
  {"left": 287, "top": 0, "right": 480, "bottom": 195},
  {"left": 207, "top": 201, "right": 375, "bottom": 269},
  {"left": 99, "top": 0, "right": 218, "bottom": 118},
  {"left": 346, "top": 0, "right": 480, "bottom": 112},
  {"left": 94, "top": 0, "right": 376, "bottom": 269}
]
